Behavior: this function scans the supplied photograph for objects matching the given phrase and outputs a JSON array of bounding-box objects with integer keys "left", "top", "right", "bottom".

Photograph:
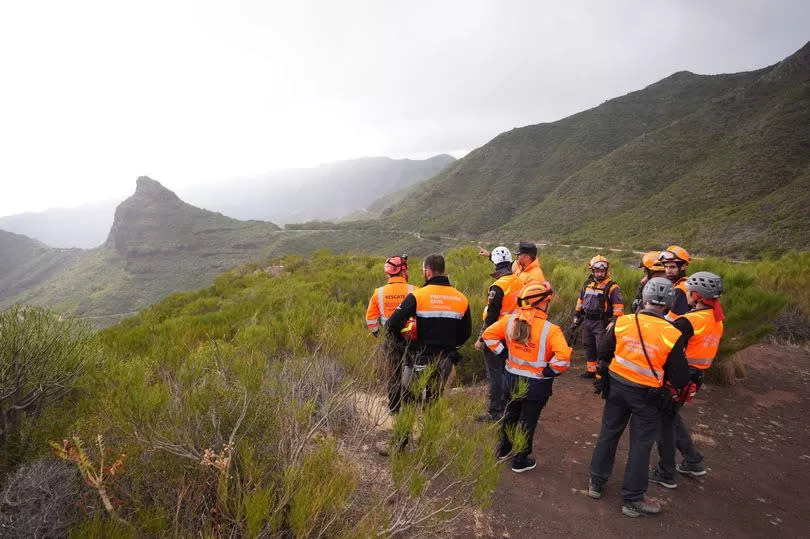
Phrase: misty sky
[{"left": 1, "top": 0, "right": 808, "bottom": 216}]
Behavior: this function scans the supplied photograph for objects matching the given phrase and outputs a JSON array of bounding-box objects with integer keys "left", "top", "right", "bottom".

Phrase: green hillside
[{"left": 386, "top": 42, "right": 810, "bottom": 255}]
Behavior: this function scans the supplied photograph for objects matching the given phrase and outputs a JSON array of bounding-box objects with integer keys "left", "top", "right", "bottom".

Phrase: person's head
[
  {"left": 384, "top": 255, "right": 409, "bottom": 280},
  {"left": 658, "top": 245, "right": 691, "bottom": 282},
  {"left": 685, "top": 271, "right": 723, "bottom": 306},
  {"left": 516, "top": 241, "right": 537, "bottom": 269},
  {"left": 589, "top": 255, "right": 609, "bottom": 281},
  {"left": 510, "top": 282, "right": 554, "bottom": 344},
  {"left": 422, "top": 253, "right": 445, "bottom": 281},
  {"left": 489, "top": 246, "right": 513, "bottom": 269},
  {"left": 642, "top": 277, "right": 675, "bottom": 314},
  {"left": 639, "top": 251, "right": 665, "bottom": 280}
]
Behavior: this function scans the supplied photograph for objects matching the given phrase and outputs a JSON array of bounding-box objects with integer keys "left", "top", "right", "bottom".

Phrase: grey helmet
[
  {"left": 642, "top": 277, "right": 675, "bottom": 308},
  {"left": 686, "top": 271, "right": 723, "bottom": 299}
]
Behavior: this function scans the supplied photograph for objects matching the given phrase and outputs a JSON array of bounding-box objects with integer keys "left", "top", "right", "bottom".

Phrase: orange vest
[
  {"left": 365, "top": 276, "right": 415, "bottom": 332},
  {"left": 674, "top": 277, "right": 688, "bottom": 294},
  {"left": 515, "top": 258, "right": 546, "bottom": 286},
  {"left": 413, "top": 284, "right": 469, "bottom": 321},
  {"left": 609, "top": 314, "right": 682, "bottom": 388},
  {"left": 682, "top": 308, "right": 723, "bottom": 370},
  {"left": 481, "top": 273, "right": 521, "bottom": 321},
  {"left": 482, "top": 312, "right": 571, "bottom": 380}
]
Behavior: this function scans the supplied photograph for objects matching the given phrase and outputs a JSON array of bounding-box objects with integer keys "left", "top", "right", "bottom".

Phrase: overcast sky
[{"left": 1, "top": 0, "right": 808, "bottom": 216}]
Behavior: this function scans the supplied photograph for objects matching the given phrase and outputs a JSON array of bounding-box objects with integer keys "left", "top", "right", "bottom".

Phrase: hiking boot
[
  {"left": 588, "top": 478, "right": 603, "bottom": 499},
  {"left": 511, "top": 456, "right": 536, "bottom": 473},
  {"left": 622, "top": 497, "right": 661, "bottom": 517},
  {"left": 648, "top": 467, "right": 677, "bottom": 489},
  {"left": 495, "top": 442, "right": 512, "bottom": 461},
  {"left": 580, "top": 371, "right": 597, "bottom": 379},
  {"left": 676, "top": 461, "right": 707, "bottom": 477}
]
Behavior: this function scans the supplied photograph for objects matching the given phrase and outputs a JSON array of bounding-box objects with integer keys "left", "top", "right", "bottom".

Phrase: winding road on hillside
[{"left": 461, "top": 343, "right": 810, "bottom": 538}]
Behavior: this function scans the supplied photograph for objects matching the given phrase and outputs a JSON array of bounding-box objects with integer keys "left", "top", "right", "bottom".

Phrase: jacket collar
[
  {"left": 425, "top": 275, "right": 451, "bottom": 286},
  {"left": 387, "top": 275, "right": 408, "bottom": 284},
  {"left": 490, "top": 264, "right": 514, "bottom": 278}
]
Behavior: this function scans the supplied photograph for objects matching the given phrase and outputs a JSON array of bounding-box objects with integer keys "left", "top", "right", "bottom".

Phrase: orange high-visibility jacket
[
  {"left": 682, "top": 308, "right": 723, "bottom": 370},
  {"left": 575, "top": 277, "right": 624, "bottom": 319},
  {"left": 482, "top": 311, "right": 571, "bottom": 380},
  {"left": 609, "top": 313, "right": 683, "bottom": 388},
  {"left": 365, "top": 276, "right": 414, "bottom": 333},
  {"left": 481, "top": 273, "right": 521, "bottom": 321},
  {"left": 514, "top": 258, "right": 546, "bottom": 286}
]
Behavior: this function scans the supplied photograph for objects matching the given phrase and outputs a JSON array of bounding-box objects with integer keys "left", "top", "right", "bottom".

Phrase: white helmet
[{"left": 490, "top": 246, "right": 513, "bottom": 265}]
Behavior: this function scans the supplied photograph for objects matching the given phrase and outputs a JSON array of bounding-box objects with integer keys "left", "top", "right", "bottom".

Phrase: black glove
[
  {"left": 572, "top": 315, "right": 582, "bottom": 327},
  {"left": 631, "top": 298, "right": 642, "bottom": 313},
  {"left": 448, "top": 349, "right": 463, "bottom": 365}
]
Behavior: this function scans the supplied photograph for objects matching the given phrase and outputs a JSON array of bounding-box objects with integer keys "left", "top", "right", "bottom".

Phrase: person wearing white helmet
[{"left": 474, "top": 246, "right": 521, "bottom": 422}]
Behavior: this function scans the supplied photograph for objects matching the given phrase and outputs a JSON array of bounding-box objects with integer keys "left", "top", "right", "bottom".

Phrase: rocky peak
[
  {"left": 761, "top": 40, "right": 810, "bottom": 83},
  {"left": 133, "top": 176, "right": 182, "bottom": 203}
]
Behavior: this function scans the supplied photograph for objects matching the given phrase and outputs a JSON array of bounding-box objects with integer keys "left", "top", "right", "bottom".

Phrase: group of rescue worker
[{"left": 365, "top": 242, "right": 725, "bottom": 518}]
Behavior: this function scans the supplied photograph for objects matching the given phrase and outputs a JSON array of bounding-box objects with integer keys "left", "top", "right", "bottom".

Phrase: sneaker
[
  {"left": 511, "top": 456, "right": 536, "bottom": 473},
  {"left": 588, "top": 478, "right": 603, "bottom": 499},
  {"left": 495, "top": 443, "right": 511, "bottom": 461},
  {"left": 648, "top": 467, "right": 678, "bottom": 489},
  {"left": 622, "top": 497, "right": 661, "bottom": 517},
  {"left": 676, "top": 461, "right": 707, "bottom": 477},
  {"left": 580, "top": 371, "right": 597, "bottom": 379}
]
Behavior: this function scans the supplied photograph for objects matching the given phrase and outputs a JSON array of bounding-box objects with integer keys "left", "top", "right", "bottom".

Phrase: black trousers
[
  {"left": 590, "top": 379, "right": 661, "bottom": 501},
  {"left": 483, "top": 346, "right": 507, "bottom": 417},
  {"left": 382, "top": 338, "right": 405, "bottom": 413},
  {"left": 656, "top": 408, "right": 704, "bottom": 479},
  {"left": 499, "top": 372, "right": 552, "bottom": 458}
]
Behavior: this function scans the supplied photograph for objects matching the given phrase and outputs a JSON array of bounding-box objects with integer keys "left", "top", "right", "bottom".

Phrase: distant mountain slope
[
  {"left": 0, "top": 177, "right": 453, "bottom": 325},
  {"left": 0, "top": 155, "right": 454, "bottom": 249},
  {"left": 0, "top": 200, "right": 116, "bottom": 248},
  {"left": 386, "top": 42, "right": 810, "bottom": 255},
  {"left": 182, "top": 154, "right": 455, "bottom": 224}
]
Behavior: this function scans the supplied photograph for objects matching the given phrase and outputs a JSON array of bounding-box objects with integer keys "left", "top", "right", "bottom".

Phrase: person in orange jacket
[
  {"left": 570, "top": 255, "right": 624, "bottom": 378},
  {"left": 365, "top": 255, "right": 415, "bottom": 414},
  {"left": 650, "top": 272, "right": 725, "bottom": 489},
  {"left": 474, "top": 246, "right": 521, "bottom": 422},
  {"left": 658, "top": 245, "right": 691, "bottom": 315},
  {"left": 588, "top": 278, "right": 690, "bottom": 518},
  {"left": 631, "top": 251, "right": 666, "bottom": 313},
  {"left": 514, "top": 241, "right": 546, "bottom": 285},
  {"left": 483, "top": 282, "right": 571, "bottom": 473}
]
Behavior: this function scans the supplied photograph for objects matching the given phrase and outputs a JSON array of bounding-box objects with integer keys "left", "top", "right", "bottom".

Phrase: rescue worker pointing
[
  {"left": 365, "top": 255, "right": 415, "bottom": 414},
  {"left": 571, "top": 255, "right": 624, "bottom": 378},
  {"left": 474, "top": 246, "right": 521, "bottom": 422}
]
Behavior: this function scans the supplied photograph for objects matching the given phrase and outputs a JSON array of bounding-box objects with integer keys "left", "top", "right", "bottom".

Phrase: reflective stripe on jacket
[
  {"left": 609, "top": 313, "right": 682, "bottom": 388},
  {"left": 365, "top": 276, "right": 414, "bottom": 332},
  {"left": 482, "top": 311, "right": 571, "bottom": 380},
  {"left": 575, "top": 277, "right": 624, "bottom": 318},
  {"left": 682, "top": 308, "right": 723, "bottom": 370},
  {"left": 481, "top": 273, "right": 521, "bottom": 321}
]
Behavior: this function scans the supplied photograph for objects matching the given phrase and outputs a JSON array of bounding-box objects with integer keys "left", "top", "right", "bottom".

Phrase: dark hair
[
  {"left": 423, "top": 253, "right": 445, "bottom": 274},
  {"left": 509, "top": 318, "right": 531, "bottom": 345}
]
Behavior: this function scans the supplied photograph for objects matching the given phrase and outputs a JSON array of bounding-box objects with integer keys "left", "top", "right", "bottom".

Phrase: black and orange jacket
[
  {"left": 479, "top": 266, "right": 520, "bottom": 338},
  {"left": 669, "top": 277, "right": 690, "bottom": 316},
  {"left": 386, "top": 275, "right": 471, "bottom": 358},
  {"left": 575, "top": 276, "right": 624, "bottom": 319},
  {"left": 599, "top": 310, "right": 690, "bottom": 389}
]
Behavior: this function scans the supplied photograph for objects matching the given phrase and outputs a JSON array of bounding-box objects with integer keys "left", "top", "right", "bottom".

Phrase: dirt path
[{"left": 471, "top": 344, "right": 810, "bottom": 538}]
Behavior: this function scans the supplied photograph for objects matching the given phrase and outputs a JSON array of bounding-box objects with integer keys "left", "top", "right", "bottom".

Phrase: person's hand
[
  {"left": 474, "top": 339, "right": 483, "bottom": 351},
  {"left": 478, "top": 246, "right": 490, "bottom": 258},
  {"left": 605, "top": 320, "right": 615, "bottom": 333}
]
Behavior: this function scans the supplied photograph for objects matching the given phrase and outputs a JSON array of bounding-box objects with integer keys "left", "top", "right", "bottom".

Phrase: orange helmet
[
  {"left": 659, "top": 245, "right": 691, "bottom": 265},
  {"left": 639, "top": 251, "right": 665, "bottom": 272},
  {"left": 517, "top": 282, "right": 553, "bottom": 310},
  {"left": 589, "top": 255, "right": 609, "bottom": 270}
]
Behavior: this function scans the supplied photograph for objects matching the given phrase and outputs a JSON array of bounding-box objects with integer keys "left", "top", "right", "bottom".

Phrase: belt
[{"left": 584, "top": 312, "right": 608, "bottom": 320}]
